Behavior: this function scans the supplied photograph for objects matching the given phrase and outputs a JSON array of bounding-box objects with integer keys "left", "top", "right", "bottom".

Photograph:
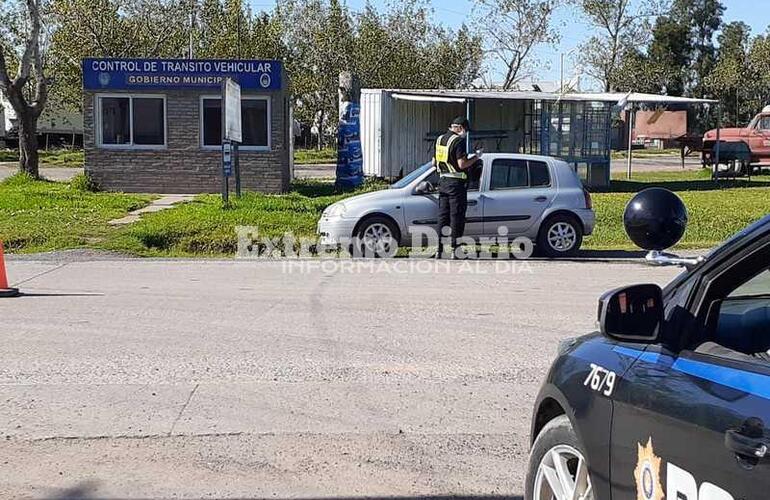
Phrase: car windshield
[{"left": 390, "top": 163, "right": 433, "bottom": 189}]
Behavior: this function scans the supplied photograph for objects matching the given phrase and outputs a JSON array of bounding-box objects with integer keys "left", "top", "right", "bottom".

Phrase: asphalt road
[{"left": 0, "top": 256, "right": 682, "bottom": 499}]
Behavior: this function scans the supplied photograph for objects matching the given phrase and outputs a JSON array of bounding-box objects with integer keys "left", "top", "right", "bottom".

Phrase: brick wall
[{"left": 83, "top": 88, "right": 290, "bottom": 194}]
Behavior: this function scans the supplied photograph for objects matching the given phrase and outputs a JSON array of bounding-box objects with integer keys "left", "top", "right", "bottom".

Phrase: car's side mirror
[
  {"left": 414, "top": 181, "right": 433, "bottom": 195},
  {"left": 599, "top": 284, "right": 663, "bottom": 342}
]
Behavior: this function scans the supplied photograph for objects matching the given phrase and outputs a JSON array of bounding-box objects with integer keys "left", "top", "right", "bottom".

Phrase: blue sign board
[
  {"left": 336, "top": 102, "right": 364, "bottom": 188},
  {"left": 83, "top": 58, "right": 282, "bottom": 91}
]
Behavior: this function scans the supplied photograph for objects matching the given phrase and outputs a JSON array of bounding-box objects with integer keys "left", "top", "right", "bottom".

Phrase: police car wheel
[
  {"left": 537, "top": 215, "right": 583, "bottom": 258},
  {"left": 355, "top": 217, "right": 399, "bottom": 258},
  {"left": 525, "top": 415, "right": 593, "bottom": 500}
]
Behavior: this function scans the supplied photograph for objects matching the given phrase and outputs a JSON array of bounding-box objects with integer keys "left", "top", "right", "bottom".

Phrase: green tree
[
  {"left": 676, "top": 0, "right": 724, "bottom": 96},
  {"left": 705, "top": 21, "right": 752, "bottom": 125},
  {"left": 748, "top": 34, "right": 770, "bottom": 106},
  {"left": 610, "top": 49, "right": 668, "bottom": 93},
  {"left": 277, "top": 0, "right": 482, "bottom": 137},
  {"left": 276, "top": 0, "right": 354, "bottom": 133},
  {"left": 48, "top": 0, "right": 189, "bottom": 110},
  {"left": 577, "top": 0, "right": 663, "bottom": 92},
  {"left": 196, "top": 0, "right": 286, "bottom": 60},
  {"left": 352, "top": 1, "right": 481, "bottom": 90},
  {"left": 647, "top": 15, "right": 691, "bottom": 95}
]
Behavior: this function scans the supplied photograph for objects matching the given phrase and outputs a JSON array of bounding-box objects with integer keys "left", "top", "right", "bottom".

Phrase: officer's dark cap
[{"left": 451, "top": 116, "right": 470, "bottom": 131}]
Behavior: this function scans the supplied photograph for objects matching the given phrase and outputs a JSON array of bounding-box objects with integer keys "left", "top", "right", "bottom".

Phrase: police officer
[{"left": 433, "top": 116, "right": 482, "bottom": 258}]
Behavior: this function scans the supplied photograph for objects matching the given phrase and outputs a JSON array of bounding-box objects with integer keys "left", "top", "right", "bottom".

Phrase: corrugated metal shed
[{"left": 360, "top": 88, "right": 716, "bottom": 187}]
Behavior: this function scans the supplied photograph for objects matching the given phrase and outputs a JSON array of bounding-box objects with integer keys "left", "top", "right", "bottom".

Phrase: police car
[{"left": 526, "top": 189, "right": 770, "bottom": 500}]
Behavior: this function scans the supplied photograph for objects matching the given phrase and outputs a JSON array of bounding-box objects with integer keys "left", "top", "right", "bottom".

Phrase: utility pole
[
  {"left": 559, "top": 48, "right": 577, "bottom": 93},
  {"left": 626, "top": 106, "right": 635, "bottom": 180},
  {"left": 237, "top": 8, "right": 242, "bottom": 59},
  {"left": 188, "top": 0, "right": 195, "bottom": 59}
]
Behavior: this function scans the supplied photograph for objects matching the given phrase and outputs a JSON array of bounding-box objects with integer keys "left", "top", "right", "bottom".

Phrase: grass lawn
[
  {"left": 585, "top": 169, "right": 770, "bottom": 250},
  {"left": 1, "top": 166, "right": 768, "bottom": 257},
  {"left": 100, "top": 178, "right": 388, "bottom": 256},
  {"left": 0, "top": 149, "right": 84, "bottom": 168},
  {"left": 102, "top": 168, "right": 770, "bottom": 257},
  {"left": 0, "top": 173, "right": 152, "bottom": 253},
  {"left": 294, "top": 147, "right": 337, "bottom": 165}
]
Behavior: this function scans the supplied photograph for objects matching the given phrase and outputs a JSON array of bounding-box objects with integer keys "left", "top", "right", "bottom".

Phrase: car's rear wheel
[
  {"left": 537, "top": 214, "right": 583, "bottom": 258},
  {"left": 525, "top": 415, "right": 593, "bottom": 500},
  {"left": 354, "top": 216, "right": 399, "bottom": 258}
]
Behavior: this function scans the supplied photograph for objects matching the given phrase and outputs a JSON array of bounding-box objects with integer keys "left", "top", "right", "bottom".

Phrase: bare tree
[
  {"left": 0, "top": 0, "right": 49, "bottom": 178},
  {"left": 473, "top": 0, "right": 562, "bottom": 89}
]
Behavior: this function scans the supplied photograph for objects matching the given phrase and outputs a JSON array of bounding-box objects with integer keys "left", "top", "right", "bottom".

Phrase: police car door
[{"left": 610, "top": 240, "right": 770, "bottom": 500}]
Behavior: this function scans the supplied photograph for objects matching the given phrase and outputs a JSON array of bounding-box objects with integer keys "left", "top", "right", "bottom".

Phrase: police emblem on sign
[
  {"left": 98, "top": 72, "right": 111, "bottom": 87},
  {"left": 634, "top": 438, "right": 663, "bottom": 500},
  {"left": 260, "top": 74, "right": 271, "bottom": 88}
]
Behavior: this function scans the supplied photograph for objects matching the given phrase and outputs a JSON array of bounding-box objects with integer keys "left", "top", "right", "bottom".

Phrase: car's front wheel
[
  {"left": 537, "top": 214, "right": 583, "bottom": 258},
  {"left": 525, "top": 415, "right": 594, "bottom": 500},
  {"left": 354, "top": 216, "right": 399, "bottom": 258}
]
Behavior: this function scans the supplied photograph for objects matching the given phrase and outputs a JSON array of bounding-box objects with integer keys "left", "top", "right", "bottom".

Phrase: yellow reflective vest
[{"left": 434, "top": 133, "right": 467, "bottom": 180}]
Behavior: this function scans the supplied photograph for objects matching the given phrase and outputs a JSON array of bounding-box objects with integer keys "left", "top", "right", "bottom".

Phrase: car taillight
[{"left": 583, "top": 189, "right": 593, "bottom": 209}]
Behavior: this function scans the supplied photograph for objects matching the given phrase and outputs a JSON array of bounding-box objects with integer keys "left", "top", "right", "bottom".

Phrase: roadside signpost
[{"left": 222, "top": 78, "right": 242, "bottom": 202}]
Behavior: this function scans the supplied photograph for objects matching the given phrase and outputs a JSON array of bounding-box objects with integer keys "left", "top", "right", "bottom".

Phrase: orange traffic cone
[{"left": 0, "top": 241, "right": 19, "bottom": 297}]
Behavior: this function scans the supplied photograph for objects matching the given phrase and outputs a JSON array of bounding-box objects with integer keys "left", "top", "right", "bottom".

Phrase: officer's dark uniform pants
[{"left": 438, "top": 176, "right": 468, "bottom": 255}]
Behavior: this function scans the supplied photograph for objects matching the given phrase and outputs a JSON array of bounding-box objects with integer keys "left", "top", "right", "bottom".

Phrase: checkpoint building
[{"left": 82, "top": 58, "right": 292, "bottom": 193}]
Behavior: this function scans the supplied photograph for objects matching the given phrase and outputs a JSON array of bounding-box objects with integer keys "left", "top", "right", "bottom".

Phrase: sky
[{"left": 248, "top": 0, "right": 770, "bottom": 89}]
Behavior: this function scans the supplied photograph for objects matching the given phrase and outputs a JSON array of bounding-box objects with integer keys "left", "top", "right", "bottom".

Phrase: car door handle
[
  {"left": 534, "top": 196, "right": 548, "bottom": 202},
  {"left": 725, "top": 429, "right": 768, "bottom": 459},
  {"left": 467, "top": 200, "right": 478, "bottom": 206}
]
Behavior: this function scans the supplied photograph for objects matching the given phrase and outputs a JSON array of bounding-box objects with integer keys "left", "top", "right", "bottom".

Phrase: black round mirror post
[{"left": 623, "top": 188, "right": 688, "bottom": 262}]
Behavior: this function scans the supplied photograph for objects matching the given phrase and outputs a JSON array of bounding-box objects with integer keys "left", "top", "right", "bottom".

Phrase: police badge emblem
[{"left": 634, "top": 438, "right": 663, "bottom": 500}]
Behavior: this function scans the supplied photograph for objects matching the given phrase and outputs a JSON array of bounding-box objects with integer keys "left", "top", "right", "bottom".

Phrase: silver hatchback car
[{"left": 318, "top": 153, "right": 596, "bottom": 257}]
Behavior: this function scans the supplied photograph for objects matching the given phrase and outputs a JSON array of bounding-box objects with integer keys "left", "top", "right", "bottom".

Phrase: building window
[
  {"left": 200, "top": 96, "right": 270, "bottom": 150},
  {"left": 132, "top": 98, "right": 165, "bottom": 145},
  {"left": 97, "top": 95, "right": 166, "bottom": 148},
  {"left": 100, "top": 97, "right": 130, "bottom": 145},
  {"left": 202, "top": 99, "right": 222, "bottom": 147}
]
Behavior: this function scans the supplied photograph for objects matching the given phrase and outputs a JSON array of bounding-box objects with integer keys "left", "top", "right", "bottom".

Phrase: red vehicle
[{"left": 703, "top": 105, "right": 770, "bottom": 169}]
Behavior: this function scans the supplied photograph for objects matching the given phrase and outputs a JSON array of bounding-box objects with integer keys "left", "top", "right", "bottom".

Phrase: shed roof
[{"left": 369, "top": 88, "right": 718, "bottom": 105}]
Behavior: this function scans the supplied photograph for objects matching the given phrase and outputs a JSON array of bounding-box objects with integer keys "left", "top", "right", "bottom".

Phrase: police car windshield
[{"left": 391, "top": 163, "right": 433, "bottom": 189}]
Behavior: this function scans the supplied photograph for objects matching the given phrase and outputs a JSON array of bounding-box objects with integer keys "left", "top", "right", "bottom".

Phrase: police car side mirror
[
  {"left": 599, "top": 284, "right": 663, "bottom": 342},
  {"left": 414, "top": 181, "right": 432, "bottom": 195}
]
